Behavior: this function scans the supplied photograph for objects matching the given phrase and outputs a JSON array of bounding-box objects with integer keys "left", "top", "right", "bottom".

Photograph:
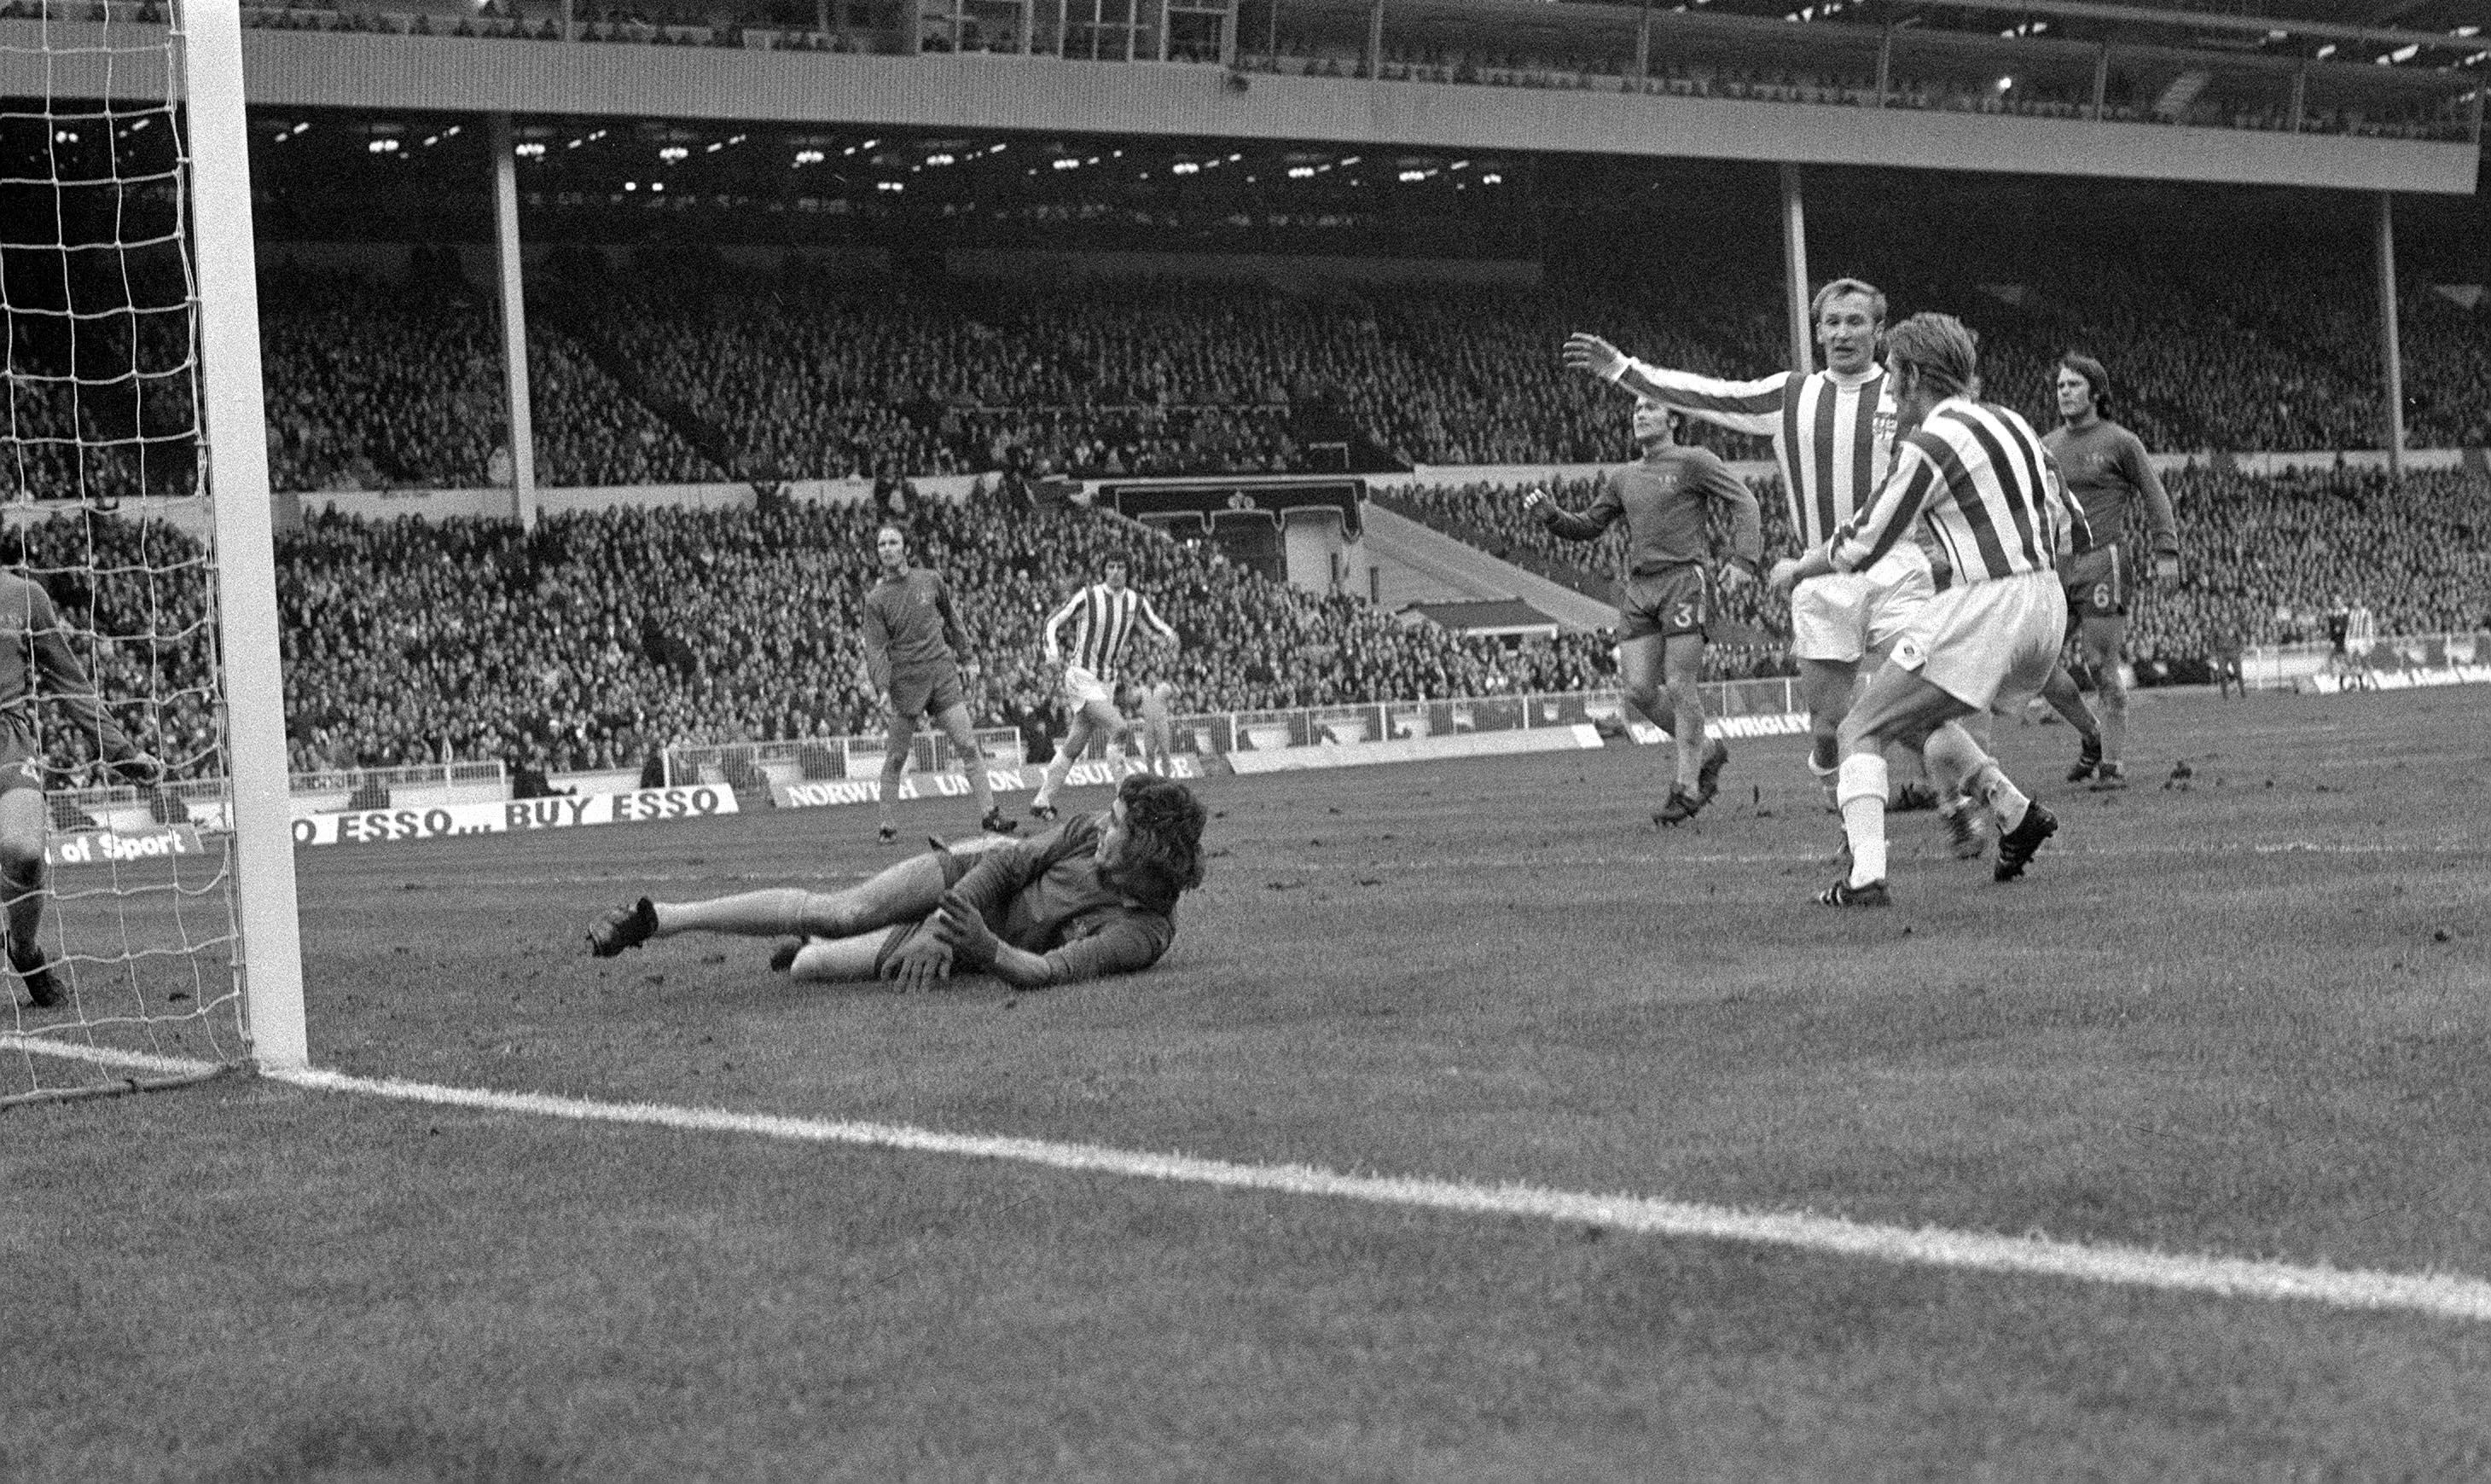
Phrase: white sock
[
  {"left": 1836, "top": 753, "right": 1889, "bottom": 888},
  {"left": 1032, "top": 752, "right": 1071, "bottom": 809},
  {"left": 1970, "top": 762, "right": 2030, "bottom": 833},
  {"left": 1809, "top": 756, "right": 1839, "bottom": 809}
]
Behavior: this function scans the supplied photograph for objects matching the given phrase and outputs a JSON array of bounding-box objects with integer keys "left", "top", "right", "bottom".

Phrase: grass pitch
[{"left": 7, "top": 686, "right": 2491, "bottom": 1479}]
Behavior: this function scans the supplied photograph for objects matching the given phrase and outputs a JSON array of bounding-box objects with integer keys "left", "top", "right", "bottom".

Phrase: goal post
[
  {"left": 0, "top": 0, "right": 304, "bottom": 1102},
  {"left": 179, "top": 0, "right": 305, "bottom": 1070}
]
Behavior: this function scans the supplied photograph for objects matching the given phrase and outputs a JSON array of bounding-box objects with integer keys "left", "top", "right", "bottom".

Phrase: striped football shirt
[
  {"left": 1043, "top": 582, "right": 1180, "bottom": 681},
  {"left": 1617, "top": 361, "right": 1893, "bottom": 551},
  {"left": 1830, "top": 398, "right": 2091, "bottom": 589}
]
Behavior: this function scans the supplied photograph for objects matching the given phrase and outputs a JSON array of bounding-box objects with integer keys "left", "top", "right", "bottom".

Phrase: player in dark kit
[
  {"left": 2041, "top": 354, "right": 2177, "bottom": 791},
  {"left": 587, "top": 773, "right": 1206, "bottom": 990},
  {"left": 0, "top": 542, "right": 161, "bottom": 1007},
  {"left": 860, "top": 523, "right": 1016, "bottom": 843},
  {"left": 1525, "top": 403, "right": 1762, "bottom": 825}
]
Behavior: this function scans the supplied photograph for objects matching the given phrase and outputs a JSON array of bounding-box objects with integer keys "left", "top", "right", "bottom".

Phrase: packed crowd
[
  {"left": 13, "top": 515, "right": 221, "bottom": 788},
  {"left": 510, "top": 253, "right": 1776, "bottom": 481},
  {"left": 1379, "top": 474, "right": 1801, "bottom": 681},
  {"left": 7, "top": 460, "right": 2482, "bottom": 783},
  {"left": 270, "top": 485, "right": 1622, "bottom": 775},
  {"left": 2128, "top": 466, "right": 2491, "bottom": 664},
  {"left": 1386, "top": 463, "right": 2491, "bottom": 683},
  {"left": 257, "top": 264, "right": 719, "bottom": 491},
  {"left": 230, "top": 246, "right": 2488, "bottom": 504}
]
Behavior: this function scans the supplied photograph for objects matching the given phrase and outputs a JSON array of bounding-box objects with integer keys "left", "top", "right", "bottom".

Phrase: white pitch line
[
  {"left": 14, "top": 1035, "right": 2485, "bottom": 1325},
  {"left": 4, "top": 1038, "right": 226, "bottom": 1075},
  {"left": 412, "top": 839, "right": 2475, "bottom": 894}
]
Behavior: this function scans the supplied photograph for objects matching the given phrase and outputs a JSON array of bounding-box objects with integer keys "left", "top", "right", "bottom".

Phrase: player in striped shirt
[
  {"left": 1029, "top": 556, "right": 1181, "bottom": 821},
  {"left": 1525, "top": 403, "right": 1762, "bottom": 825},
  {"left": 1770, "top": 313, "right": 2090, "bottom": 907},
  {"left": 1564, "top": 279, "right": 1942, "bottom": 814}
]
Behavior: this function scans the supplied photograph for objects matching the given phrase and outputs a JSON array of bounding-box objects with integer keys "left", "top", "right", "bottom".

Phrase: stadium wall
[{"left": 3, "top": 23, "right": 2473, "bottom": 194}]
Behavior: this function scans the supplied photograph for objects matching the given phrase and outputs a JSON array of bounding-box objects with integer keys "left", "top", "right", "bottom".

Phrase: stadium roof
[{"left": 1665, "top": 0, "right": 2489, "bottom": 70}]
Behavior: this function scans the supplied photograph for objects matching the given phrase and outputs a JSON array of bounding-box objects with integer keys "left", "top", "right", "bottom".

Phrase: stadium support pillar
[
  {"left": 2375, "top": 192, "right": 2405, "bottom": 478},
  {"left": 1365, "top": 0, "right": 1381, "bottom": 76},
  {"left": 2288, "top": 65, "right": 2305, "bottom": 131},
  {"left": 183, "top": 0, "right": 309, "bottom": 1072},
  {"left": 1873, "top": 26, "right": 1890, "bottom": 107},
  {"left": 489, "top": 113, "right": 539, "bottom": 530},
  {"left": 1779, "top": 164, "right": 1813, "bottom": 376},
  {"left": 1634, "top": 0, "right": 1649, "bottom": 79},
  {"left": 2091, "top": 44, "right": 2108, "bottom": 119}
]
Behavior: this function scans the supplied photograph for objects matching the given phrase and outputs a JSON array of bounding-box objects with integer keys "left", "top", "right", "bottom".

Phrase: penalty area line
[{"left": 15, "top": 1037, "right": 2489, "bottom": 1325}]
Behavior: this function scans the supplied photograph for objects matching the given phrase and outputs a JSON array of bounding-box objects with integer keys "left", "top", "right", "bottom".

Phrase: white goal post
[
  {"left": 0, "top": 0, "right": 303, "bottom": 1103},
  {"left": 181, "top": 0, "right": 306, "bottom": 1070}
]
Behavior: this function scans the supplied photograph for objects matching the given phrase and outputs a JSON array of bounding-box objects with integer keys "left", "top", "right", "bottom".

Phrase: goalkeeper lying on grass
[{"left": 586, "top": 774, "right": 1206, "bottom": 989}]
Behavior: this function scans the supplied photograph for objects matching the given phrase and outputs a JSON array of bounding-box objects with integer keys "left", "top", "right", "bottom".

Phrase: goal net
[{"left": 1, "top": 0, "right": 302, "bottom": 1105}]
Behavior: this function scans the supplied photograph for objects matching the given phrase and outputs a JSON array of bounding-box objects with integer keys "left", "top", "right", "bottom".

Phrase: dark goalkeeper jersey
[
  {"left": 944, "top": 809, "right": 1176, "bottom": 985},
  {"left": 1540, "top": 449, "right": 1763, "bottom": 577},
  {"left": 0, "top": 570, "right": 136, "bottom": 757}
]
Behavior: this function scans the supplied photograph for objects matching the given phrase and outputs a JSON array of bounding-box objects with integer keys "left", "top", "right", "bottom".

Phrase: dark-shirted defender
[
  {"left": 859, "top": 523, "right": 1017, "bottom": 843},
  {"left": 1524, "top": 403, "right": 1762, "bottom": 826}
]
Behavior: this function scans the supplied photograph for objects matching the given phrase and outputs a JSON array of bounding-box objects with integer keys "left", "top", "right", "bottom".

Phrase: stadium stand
[
  {"left": 244, "top": 235, "right": 2486, "bottom": 496},
  {"left": 246, "top": 464, "right": 2491, "bottom": 775},
  {"left": 264, "top": 487, "right": 1619, "bottom": 774}
]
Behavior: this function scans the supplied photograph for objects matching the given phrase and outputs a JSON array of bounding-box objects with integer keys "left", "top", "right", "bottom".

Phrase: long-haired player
[{"left": 1029, "top": 556, "right": 1180, "bottom": 821}]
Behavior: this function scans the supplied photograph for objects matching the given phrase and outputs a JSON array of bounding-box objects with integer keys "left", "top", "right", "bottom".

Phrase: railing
[
  {"left": 665, "top": 729, "right": 1029, "bottom": 790},
  {"left": 1160, "top": 679, "right": 1802, "bottom": 756},
  {"left": 49, "top": 760, "right": 510, "bottom": 829},
  {"left": 2239, "top": 630, "right": 2491, "bottom": 691}
]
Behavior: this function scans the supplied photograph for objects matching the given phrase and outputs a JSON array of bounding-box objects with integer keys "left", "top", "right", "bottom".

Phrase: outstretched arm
[
  {"left": 1524, "top": 474, "right": 1622, "bottom": 542},
  {"left": 1563, "top": 333, "right": 1788, "bottom": 438}
]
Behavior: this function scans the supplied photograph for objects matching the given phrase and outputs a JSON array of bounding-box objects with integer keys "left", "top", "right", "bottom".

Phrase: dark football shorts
[
  {"left": 2063, "top": 545, "right": 2127, "bottom": 622},
  {"left": 1615, "top": 565, "right": 1712, "bottom": 642},
  {"left": 0, "top": 727, "right": 43, "bottom": 797},
  {"left": 887, "top": 659, "right": 967, "bottom": 720}
]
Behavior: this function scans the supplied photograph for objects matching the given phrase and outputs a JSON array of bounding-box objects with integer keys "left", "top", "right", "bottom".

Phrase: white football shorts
[
  {"left": 1890, "top": 570, "right": 2068, "bottom": 712},
  {"left": 1060, "top": 663, "right": 1118, "bottom": 713},
  {"left": 1790, "top": 545, "right": 1935, "bottom": 664}
]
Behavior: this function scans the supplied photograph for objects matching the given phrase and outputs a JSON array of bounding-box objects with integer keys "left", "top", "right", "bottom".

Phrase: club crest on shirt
[{"left": 1873, "top": 409, "right": 1899, "bottom": 446}]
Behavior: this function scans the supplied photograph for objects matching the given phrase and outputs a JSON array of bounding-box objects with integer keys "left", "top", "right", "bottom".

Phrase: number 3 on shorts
[{"left": 1671, "top": 600, "right": 1698, "bottom": 631}]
